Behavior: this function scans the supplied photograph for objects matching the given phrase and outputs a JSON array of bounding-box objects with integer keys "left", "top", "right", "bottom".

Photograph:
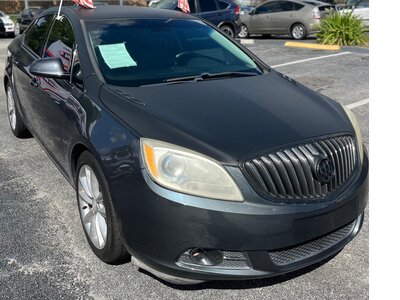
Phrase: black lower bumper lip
[
  {"left": 114, "top": 153, "right": 368, "bottom": 283},
  {"left": 132, "top": 213, "right": 364, "bottom": 284}
]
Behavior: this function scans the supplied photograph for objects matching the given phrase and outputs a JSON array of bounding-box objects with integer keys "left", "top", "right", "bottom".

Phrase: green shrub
[{"left": 316, "top": 12, "right": 367, "bottom": 46}]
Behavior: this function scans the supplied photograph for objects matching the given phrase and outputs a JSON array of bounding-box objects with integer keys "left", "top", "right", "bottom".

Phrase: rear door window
[
  {"left": 293, "top": 2, "right": 304, "bottom": 10},
  {"left": 217, "top": 0, "right": 230, "bottom": 9},
  {"left": 24, "top": 14, "right": 54, "bottom": 57},
  {"left": 256, "top": 2, "right": 278, "bottom": 14},
  {"left": 274, "top": 1, "right": 296, "bottom": 12},
  {"left": 198, "top": 0, "right": 218, "bottom": 12}
]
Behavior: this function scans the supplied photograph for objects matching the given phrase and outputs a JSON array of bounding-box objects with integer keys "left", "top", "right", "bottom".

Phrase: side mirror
[
  {"left": 29, "top": 57, "right": 70, "bottom": 79},
  {"left": 249, "top": 9, "right": 255, "bottom": 15}
]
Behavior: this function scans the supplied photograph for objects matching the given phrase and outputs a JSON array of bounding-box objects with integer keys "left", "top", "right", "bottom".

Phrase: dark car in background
[
  {"left": 17, "top": 7, "right": 44, "bottom": 34},
  {"left": 4, "top": 5, "right": 368, "bottom": 284},
  {"left": 154, "top": 0, "right": 241, "bottom": 37},
  {"left": 238, "top": 0, "right": 334, "bottom": 39},
  {"left": 0, "top": 11, "right": 15, "bottom": 37}
]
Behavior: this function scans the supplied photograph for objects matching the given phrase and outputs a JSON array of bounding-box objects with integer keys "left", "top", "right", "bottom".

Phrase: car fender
[{"left": 217, "top": 20, "right": 236, "bottom": 32}]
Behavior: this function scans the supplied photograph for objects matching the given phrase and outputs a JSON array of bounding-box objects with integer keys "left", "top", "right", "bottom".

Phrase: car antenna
[{"left": 56, "top": 0, "right": 64, "bottom": 20}]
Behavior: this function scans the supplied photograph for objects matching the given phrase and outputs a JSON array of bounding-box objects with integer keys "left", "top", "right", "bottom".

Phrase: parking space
[{"left": 0, "top": 37, "right": 369, "bottom": 299}]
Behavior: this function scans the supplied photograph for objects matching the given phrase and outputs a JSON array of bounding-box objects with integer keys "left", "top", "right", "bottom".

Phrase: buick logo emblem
[{"left": 315, "top": 157, "right": 335, "bottom": 184}]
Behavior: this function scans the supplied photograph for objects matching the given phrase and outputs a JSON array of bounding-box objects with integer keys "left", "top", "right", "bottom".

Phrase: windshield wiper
[{"left": 164, "top": 71, "right": 260, "bottom": 83}]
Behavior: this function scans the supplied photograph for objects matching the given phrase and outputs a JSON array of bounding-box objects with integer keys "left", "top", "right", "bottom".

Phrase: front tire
[
  {"left": 291, "top": 23, "right": 307, "bottom": 40},
  {"left": 238, "top": 24, "right": 249, "bottom": 38},
  {"left": 76, "top": 151, "right": 130, "bottom": 264},
  {"left": 6, "top": 82, "right": 31, "bottom": 138}
]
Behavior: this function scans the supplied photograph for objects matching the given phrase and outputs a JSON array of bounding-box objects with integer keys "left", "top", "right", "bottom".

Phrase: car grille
[
  {"left": 243, "top": 135, "right": 357, "bottom": 202},
  {"left": 269, "top": 218, "right": 357, "bottom": 266}
]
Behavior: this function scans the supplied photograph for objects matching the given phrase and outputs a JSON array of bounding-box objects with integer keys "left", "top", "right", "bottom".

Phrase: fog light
[
  {"left": 189, "top": 248, "right": 223, "bottom": 266},
  {"left": 177, "top": 249, "right": 250, "bottom": 271}
]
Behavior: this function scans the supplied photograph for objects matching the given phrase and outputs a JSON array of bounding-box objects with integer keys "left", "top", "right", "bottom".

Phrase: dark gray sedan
[
  {"left": 4, "top": 5, "right": 367, "bottom": 285},
  {"left": 238, "top": 0, "right": 334, "bottom": 39}
]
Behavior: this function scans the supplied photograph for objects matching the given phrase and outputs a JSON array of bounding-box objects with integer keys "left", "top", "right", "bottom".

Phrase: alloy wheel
[
  {"left": 292, "top": 25, "right": 304, "bottom": 39},
  {"left": 6, "top": 85, "right": 17, "bottom": 131},
  {"left": 238, "top": 25, "right": 248, "bottom": 38},
  {"left": 78, "top": 165, "right": 107, "bottom": 250}
]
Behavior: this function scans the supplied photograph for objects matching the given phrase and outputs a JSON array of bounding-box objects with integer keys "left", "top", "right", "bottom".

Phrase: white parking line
[
  {"left": 271, "top": 52, "right": 352, "bottom": 68},
  {"left": 240, "top": 39, "right": 255, "bottom": 45},
  {"left": 346, "top": 99, "right": 369, "bottom": 110}
]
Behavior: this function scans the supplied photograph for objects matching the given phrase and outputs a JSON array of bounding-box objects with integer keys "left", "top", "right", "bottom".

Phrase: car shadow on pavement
[{"left": 139, "top": 250, "right": 341, "bottom": 290}]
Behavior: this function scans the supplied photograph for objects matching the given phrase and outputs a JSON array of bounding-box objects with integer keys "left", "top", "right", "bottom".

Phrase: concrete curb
[{"left": 284, "top": 41, "right": 341, "bottom": 51}]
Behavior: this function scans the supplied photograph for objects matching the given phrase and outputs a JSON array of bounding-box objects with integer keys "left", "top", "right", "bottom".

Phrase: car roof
[{"left": 42, "top": 5, "right": 196, "bottom": 21}]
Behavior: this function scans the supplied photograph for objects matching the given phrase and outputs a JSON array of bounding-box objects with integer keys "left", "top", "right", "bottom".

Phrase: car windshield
[{"left": 86, "top": 18, "right": 262, "bottom": 87}]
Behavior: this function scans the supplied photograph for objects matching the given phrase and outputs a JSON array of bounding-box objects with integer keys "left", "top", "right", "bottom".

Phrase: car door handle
[{"left": 29, "top": 77, "right": 40, "bottom": 88}]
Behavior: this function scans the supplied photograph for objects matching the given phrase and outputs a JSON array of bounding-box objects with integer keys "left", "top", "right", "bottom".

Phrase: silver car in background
[
  {"left": 340, "top": 0, "right": 369, "bottom": 28},
  {"left": 238, "top": 0, "right": 334, "bottom": 39}
]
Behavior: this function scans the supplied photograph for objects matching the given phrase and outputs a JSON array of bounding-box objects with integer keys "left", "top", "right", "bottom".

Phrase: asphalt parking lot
[{"left": 0, "top": 37, "right": 369, "bottom": 300}]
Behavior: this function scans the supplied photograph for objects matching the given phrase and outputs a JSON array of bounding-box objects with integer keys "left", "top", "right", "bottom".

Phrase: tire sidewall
[
  {"left": 5, "top": 83, "right": 15, "bottom": 134},
  {"left": 6, "top": 82, "right": 24, "bottom": 136}
]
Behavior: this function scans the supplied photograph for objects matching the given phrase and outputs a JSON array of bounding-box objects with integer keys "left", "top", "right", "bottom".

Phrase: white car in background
[
  {"left": 0, "top": 11, "right": 15, "bottom": 38},
  {"left": 341, "top": 0, "right": 369, "bottom": 27}
]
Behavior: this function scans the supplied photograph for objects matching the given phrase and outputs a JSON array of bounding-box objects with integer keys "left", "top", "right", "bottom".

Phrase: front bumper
[
  {"left": 0, "top": 24, "right": 14, "bottom": 34},
  {"left": 112, "top": 150, "right": 368, "bottom": 283}
]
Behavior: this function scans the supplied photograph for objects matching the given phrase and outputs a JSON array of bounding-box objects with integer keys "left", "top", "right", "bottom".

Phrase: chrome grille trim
[{"left": 244, "top": 136, "right": 357, "bottom": 201}]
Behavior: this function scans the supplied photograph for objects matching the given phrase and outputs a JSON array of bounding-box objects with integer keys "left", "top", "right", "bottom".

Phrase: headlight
[
  {"left": 342, "top": 105, "right": 364, "bottom": 163},
  {"left": 140, "top": 138, "right": 244, "bottom": 202}
]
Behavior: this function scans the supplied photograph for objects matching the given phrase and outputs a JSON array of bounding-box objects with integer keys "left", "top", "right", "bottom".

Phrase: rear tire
[
  {"left": 291, "top": 23, "right": 306, "bottom": 40},
  {"left": 76, "top": 151, "right": 130, "bottom": 264},
  {"left": 219, "top": 25, "right": 234, "bottom": 38},
  {"left": 5, "top": 82, "right": 31, "bottom": 138}
]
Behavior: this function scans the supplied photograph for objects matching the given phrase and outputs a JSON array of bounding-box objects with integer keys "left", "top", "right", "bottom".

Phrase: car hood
[{"left": 99, "top": 71, "right": 352, "bottom": 164}]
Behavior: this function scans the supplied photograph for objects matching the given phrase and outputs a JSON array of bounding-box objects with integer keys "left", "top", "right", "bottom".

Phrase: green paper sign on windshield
[{"left": 98, "top": 43, "right": 137, "bottom": 69}]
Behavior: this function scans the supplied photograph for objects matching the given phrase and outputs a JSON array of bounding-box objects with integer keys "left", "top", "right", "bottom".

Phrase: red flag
[
  {"left": 73, "top": 0, "right": 94, "bottom": 9},
  {"left": 177, "top": 0, "right": 190, "bottom": 13}
]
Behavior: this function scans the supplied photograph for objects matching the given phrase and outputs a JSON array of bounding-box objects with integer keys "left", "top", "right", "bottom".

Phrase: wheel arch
[
  {"left": 218, "top": 21, "right": 235, "bottom": 34},
  {"left": 70, "top": 142, "right": 92, "bottom": 179}
]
